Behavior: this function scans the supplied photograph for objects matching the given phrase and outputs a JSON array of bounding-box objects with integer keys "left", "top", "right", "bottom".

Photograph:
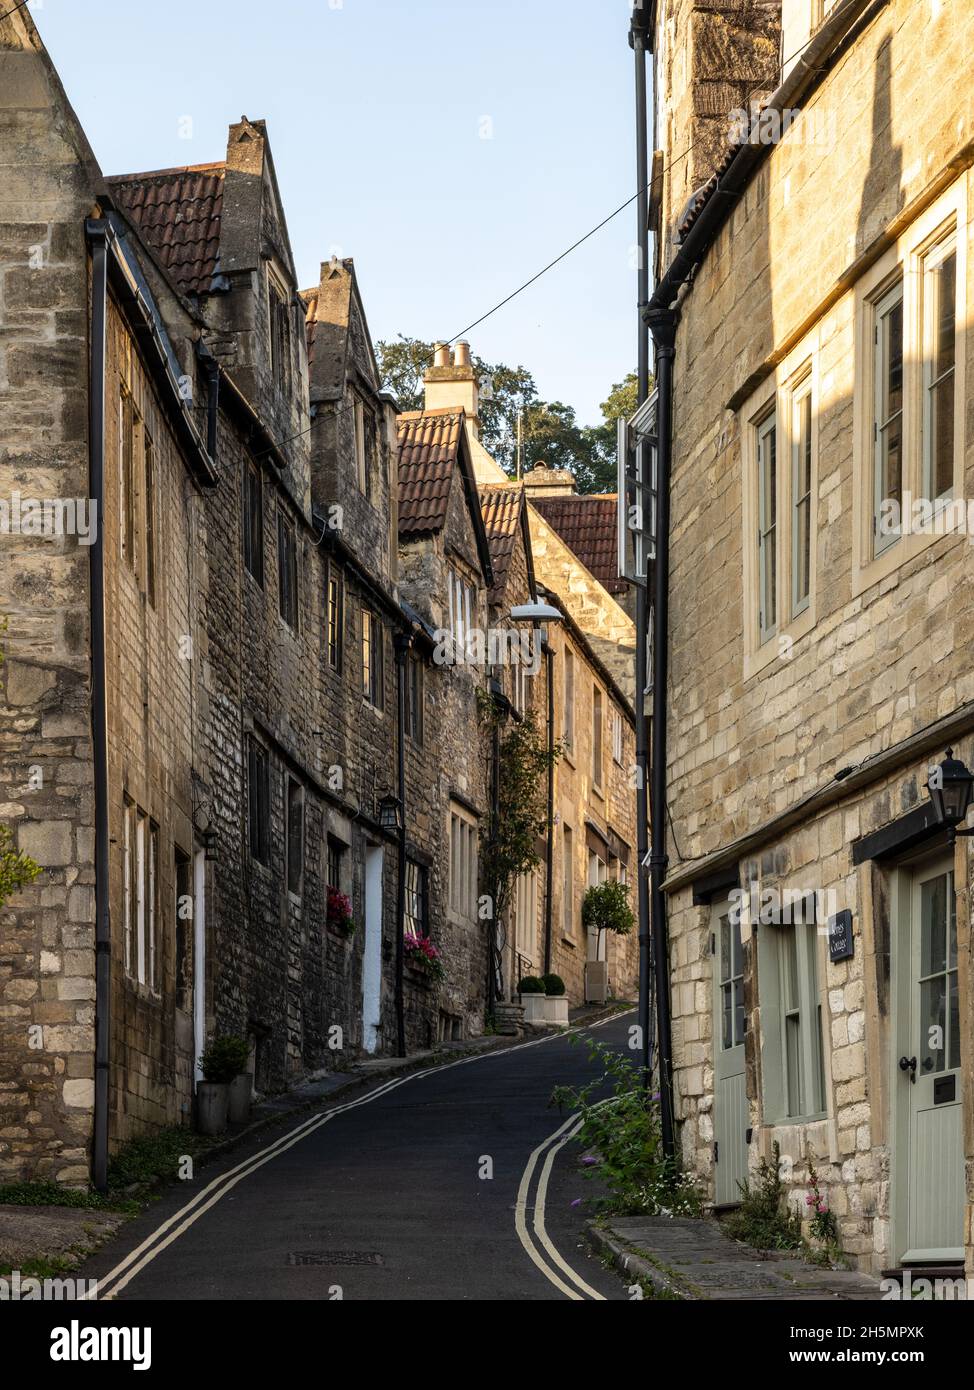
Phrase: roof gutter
[{"left": 647, "top": 0, "right": 887, "bottom": 316}]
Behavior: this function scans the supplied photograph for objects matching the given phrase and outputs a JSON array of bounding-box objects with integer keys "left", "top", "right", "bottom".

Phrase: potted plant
[
  {"left": 327, "top": 885, "right": 356, "bottom": 938},
  {"left": 541, "top": 972, "right": 569, "bottom": 1026},
  {"left": 404, "top": 933, "right": 445, "bottom": 983},
  {"left": 197, "top": 1036, "right": 250, "bottom": 1135},
  {"left": 517, "top": 975, "right": 547, "bottom": 1024},
  {"left": 581, "top": 880, "right": 634, "bottom": 1003}
]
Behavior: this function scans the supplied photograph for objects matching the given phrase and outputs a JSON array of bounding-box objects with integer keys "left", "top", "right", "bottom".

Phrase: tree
[
  {"left": 477, "top": 693, "right": 560, "bottom": 932},
  {"left": 375, "top": 336, "right": 640, "bottom": 494}
]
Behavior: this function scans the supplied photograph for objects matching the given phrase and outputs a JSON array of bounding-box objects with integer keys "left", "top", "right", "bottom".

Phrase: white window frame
[
  {"left": 872, "top": 278, "right": 905, "bottom": 556},
  {"left": 741, "top": 329, "right": 819, "bottom": 678},
  {"left": 562, "top": 825, "right": 574, "bottom": 940},
  {"left": 611, "top": 709, "right": 624, "bottom": 765},
  {"left": 757, "top": 915, "right": 827, "bottom": 1124},
  {"left": 852, "top": 178, "right": 967, "bottom": 595},
  {"left": 592, "top": 685, "right": 604, "bottom": 792},
  {"left": 921, "top": 230, "right": 958, "bottom": 506},
  {"left": 515, "top": 869, "right": 537, "bottom": 960},
  {"left": 562, "top": 645, "right": 575, "bottom": 758},
  {"left": 448, "top": 566, "right": 477, "bottom": 663},
  {"left": 448, "top": 803, "right": 479, "bottom": 921},
  {"left": 756, "top": 408, "right": 778, "bottom": 644}
]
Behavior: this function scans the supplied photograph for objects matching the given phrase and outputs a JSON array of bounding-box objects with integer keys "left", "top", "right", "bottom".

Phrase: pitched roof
[
  {"left": 107, "top": 163, "right": 226, "bottom": 297},
  {"left": 478, "top": 484, "right": 523, "bottom": 602},
  {"left": 529, "top": 494, "right": 628, "bottom": 594},
  {"left": 397, "top": 409, "right": 465, "bottom": 537}
]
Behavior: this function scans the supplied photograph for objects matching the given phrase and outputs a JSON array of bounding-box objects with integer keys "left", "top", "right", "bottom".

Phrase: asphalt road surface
[{"left": 79, "top": 1012, "right": 638, "bottom": 1302}]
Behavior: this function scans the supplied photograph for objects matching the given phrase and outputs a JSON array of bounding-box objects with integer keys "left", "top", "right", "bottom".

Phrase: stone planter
[
  {"left": 519, "top": 992, "right": 547, "bottom": 1023},
  {"left": 228, "top": 1072, "right": 253, "bottom": 1125},
  {"left": 584, "top": 960, "right": 608, "bottom": 1004},
  {"left": 196, "top": 1081, "right": 229, "bottom": 1136},
  {"left": 543, "top": 996, "right": 569, "bottom": 1026}
]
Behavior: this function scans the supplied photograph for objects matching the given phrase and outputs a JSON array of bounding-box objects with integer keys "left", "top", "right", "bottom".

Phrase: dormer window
[{"left": 267, "top": 264, "right": 291, "bottom": 395}]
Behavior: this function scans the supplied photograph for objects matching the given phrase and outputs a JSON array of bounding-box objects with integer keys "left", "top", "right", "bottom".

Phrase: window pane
[
  {"left": 920, "top": 875, "right": 948, "bottom": 976},
  {"left": 722, "top": 982, "right": 732, "bottom": 1050},
  {"left": 785, "top": 1014, "right": 801, "bottom": 1117},
  {"left": 720, "top": 916, "right": 731, "bottom": 985},
  {"left": 928, "top": 248, "right": 956, "bottom": 499},
  {"left": 920, "top": 975, "right": 946, "bottom": 1076},
  {"left": 733, "top": 978, "right": 745, "bottom": 1048}
]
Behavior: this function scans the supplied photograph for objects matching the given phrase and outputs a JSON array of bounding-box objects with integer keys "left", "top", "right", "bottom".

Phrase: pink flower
[
  {"left": 817, "top": 1201, "right": 828, "bottom": 1215},
  {"left": 805, "top": 1193, "right": 816, "bottom": 1205}
]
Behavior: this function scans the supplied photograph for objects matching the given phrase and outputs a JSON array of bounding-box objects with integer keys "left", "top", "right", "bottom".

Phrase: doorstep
[{"left": 590, "top": 1216, "right": 884, "bottom": 1301}]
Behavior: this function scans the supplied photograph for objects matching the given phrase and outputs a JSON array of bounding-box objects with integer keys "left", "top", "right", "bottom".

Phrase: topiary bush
[
  {"left": 199, "top": 1036, "right": 249, "bottom": 1083},
  {"left": 542, "top": 973, "right": 566, "bottom": 997},
  {"left": 517, "top": 976, "right": 546, "bottom": 995}
]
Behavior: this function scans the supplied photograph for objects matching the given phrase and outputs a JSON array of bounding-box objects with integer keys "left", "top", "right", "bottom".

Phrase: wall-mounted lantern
[
  {"left": 378, "top": 794, "right": 403, "bottom": 834},
  {"left": 926, "top": 748, "right": 974, "bottom": 838}
]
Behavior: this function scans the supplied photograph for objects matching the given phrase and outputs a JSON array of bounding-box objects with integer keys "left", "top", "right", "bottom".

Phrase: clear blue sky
[{"left": 34, "top": 0, "right": 642, "bottom": 425}]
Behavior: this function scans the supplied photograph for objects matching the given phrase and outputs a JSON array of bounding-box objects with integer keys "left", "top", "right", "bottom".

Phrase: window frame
[
  {"left": 562, "top": 645, "right": 575, "bottom": 757},
  {"left": 248, "top": 736, "right": 271, "bottom": 866},
  {"left": 277, "top": 509, "right": 299, "bottom": 631},
  {"left": 920, "top": 230, "right": 957, "bottom": 506},
  {"left": 756, "top": 407, "right": 778, "bottom": 644},
  {"left": 267, "top": 263, "right": 291, "bottom": 395},
  {"left": 871, "top": 276, "right": 905, "bottom": 556},
  {"left": 405, "top": 653, "right": 423, "bottom": 743},
  {"left": 362, "top": 607, "right": 384, "bottom": 709},
  {"left": 758, "top": 915, "right": 828, "bottom": 1124},
  {"left": 562, "top": 824, "right": 574, "bottom": 940},
  {"left": 592, "top": 684, "right": 604, "bottom": 792},
  {"left": 852, "top": 179, "right": 967, "bottom": 595},
  {"left": 741, "top": 331, "right": 819, "bottom": 677},
  {"left": 243, "top": 460, "right": 264, "bottom": 587},
  {"left": 405, "top": 859, "right": 429, "bottom": 938},
  {"left": 448, "top": 803, "right": 479, "bottom": 921},
  {"left": 326, "top": 564, "right": 344, "bottom": 671}
]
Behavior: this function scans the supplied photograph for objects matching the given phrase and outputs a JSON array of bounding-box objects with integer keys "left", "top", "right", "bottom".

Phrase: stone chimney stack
[
  {"left": 521, "top": 461, "right": 577, "bottom": 498},
  {"left": 423, "top": 340, "right": 481, "bottom": 436}
]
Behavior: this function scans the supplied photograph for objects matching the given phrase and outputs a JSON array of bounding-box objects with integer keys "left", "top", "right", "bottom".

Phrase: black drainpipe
[
  {"left": 86, "top": 220, "right": 111, "bottom": 1194},
  {"left": 630, "top": 3, "right": 653, "bottom": 1090},
  {"left": 543, "top": 635, "right": 555, "bottom": 977},
  {"left": 393, "top": 631, "right": 410, "bottom": 1057},
  {"left": 646, "top": 306, "right": 677, "bottom": 1162}
]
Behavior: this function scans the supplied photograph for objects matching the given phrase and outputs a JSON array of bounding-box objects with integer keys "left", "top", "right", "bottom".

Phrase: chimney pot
[
  {"left": 454, "top": 340, "right": 471, "bottom": 369},
  {"left": 433, "top": 342, "right": 451, "bottom": 369}
]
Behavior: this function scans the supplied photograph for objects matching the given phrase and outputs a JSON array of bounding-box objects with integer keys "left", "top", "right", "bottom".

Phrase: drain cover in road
[{"left": 288, "top": 1251, "right": 384, "bottom": 1267}]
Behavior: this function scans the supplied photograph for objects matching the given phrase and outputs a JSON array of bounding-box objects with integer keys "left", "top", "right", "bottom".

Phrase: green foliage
[
  {"left": 0, "top": 1180, "right": 135, "bottom": 1213},
  {"left": 478, "top": 694, "right": 559, "bottom": 929},
  {"left": 581, "top": 879, "right": 635, "bottom": 938},
  {"left": 551, "top": 1037, "right": 702, "bottom": 1218},
  {"left": 0, "top": 622, "right": 42, "bottom": 910},
  {"left": 541, "top": 973, "right": 565, "bottom": 997},
  {"left": 374, "top": 337, "right": 640, "bottom": 494},
  {"left": 517, "top": 976, "right": 546, "bottom": 994},
  {"left": 106, "top": 1127, "right": 213, "bottom": 1194},
  {"left": 198, "top": 1036, "right": 249, "bottom": 1084},
  {"left": 0, "top": 823, "right": 41, "bottom": 911},
  {"left": 722, "top": 1142, "right": 803, "bottom": 1251}
]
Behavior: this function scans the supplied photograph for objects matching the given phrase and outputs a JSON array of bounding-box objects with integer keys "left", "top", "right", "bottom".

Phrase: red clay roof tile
[
  {"left": 530, "top": 494, "right": 628, "bottom": 593},
  {"left": 107, "top": 163, "right": 225, "bottom": 298},
  {"left": 396, "top": 410, "right": 464, "bottom": 538}
]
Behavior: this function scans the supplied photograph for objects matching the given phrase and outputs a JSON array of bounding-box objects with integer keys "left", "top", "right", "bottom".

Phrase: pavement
[
  {"left": 0, "top": 1206, "right": 127, "bottom": 1274},
  {"left": 590, "top": 1216, "right": 884, "bottom": 1300}
]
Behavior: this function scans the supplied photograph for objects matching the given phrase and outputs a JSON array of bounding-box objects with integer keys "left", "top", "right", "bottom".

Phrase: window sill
[
  {"left": 560, "top": 935, "right": 577, "bottom": 949},
  {"left": 743, "top": 601, "right": 817, "bottom": 683},
  {"left": 852, "top": 525, "right": 960, "bottom": 601}
]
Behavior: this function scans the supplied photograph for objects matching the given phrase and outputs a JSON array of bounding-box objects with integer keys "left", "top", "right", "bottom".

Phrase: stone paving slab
[
  {"left": 0, "top": 1205, "right": 126, "bottom": 1273},
  {"left": 592, "top": 1216, "right": 884, "bottom": 1301}
]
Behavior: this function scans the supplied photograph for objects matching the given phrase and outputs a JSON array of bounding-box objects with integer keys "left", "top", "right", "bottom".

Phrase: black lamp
[
  {"left": 378, "top": 794, "right": 403, "bottom": 833},
  {"left": 926, "top": 749, "right": 974, "bottom": 834}
]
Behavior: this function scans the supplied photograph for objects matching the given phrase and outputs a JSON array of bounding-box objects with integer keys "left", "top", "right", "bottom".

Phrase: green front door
[
  {"left": 713, "top": 905, "right": 748, "bottom": 1206},
  {"left": 901, "top": 860, "right": 964, "bottom": 1262}
]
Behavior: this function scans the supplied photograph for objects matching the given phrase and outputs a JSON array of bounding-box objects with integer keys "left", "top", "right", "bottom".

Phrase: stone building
[
  {"left": 646, "top": 0, "right": 974, "bottom": 1274},
  {"left": 419, "top": 346, "right": 640, "bottom": 1006}
]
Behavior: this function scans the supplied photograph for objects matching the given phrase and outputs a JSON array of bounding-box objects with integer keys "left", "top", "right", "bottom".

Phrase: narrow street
[{"left": 78, "top": 1015, "right": 635, "bottom": 1302}]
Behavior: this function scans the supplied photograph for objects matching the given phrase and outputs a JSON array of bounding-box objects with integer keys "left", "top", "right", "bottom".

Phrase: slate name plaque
[{"left": 828, "top": 909, "right": 854, "bottom": 963}]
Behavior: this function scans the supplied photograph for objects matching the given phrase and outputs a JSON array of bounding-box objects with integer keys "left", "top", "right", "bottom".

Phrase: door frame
[
  {"left": 711, "top": 896, "right": 749, "bottom": 1207},
  {"left": 889, "top": 847, "right": 963, "bottom": 1264},
  {"left": 361, "top": 843, "right": 384, "bottom": 1055}
]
